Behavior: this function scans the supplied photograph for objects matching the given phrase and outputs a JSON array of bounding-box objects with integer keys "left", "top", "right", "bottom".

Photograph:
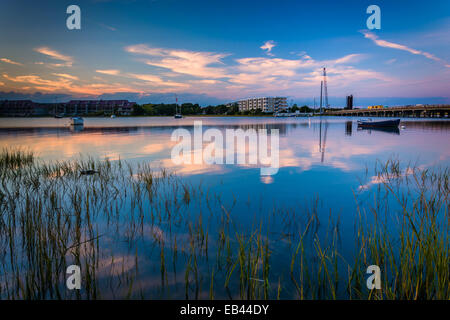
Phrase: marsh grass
[
  {"left": 0, "top": 150, "right": 448, "bottom": 300},
  {"left": 0, "top": 147, "right": 34, "bottom": 166},
  {"left": 349, "top": 160, "right": 449, "bottom": 299}
]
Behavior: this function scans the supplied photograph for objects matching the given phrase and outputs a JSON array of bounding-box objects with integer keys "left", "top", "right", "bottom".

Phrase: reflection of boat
[
  {"left": 357, "top": 119, "right": 400, "bottom": 128},
  {"left": 111, "top": 114, "right": 116, "bottom": 119},
  {"left": 358, "top": 126, "right": 400, "bottom": 135},
  {"left": 70, "top": 117, "right": 84, "bottom": 125},
  {"left": 70, "top": 124, "right": 84, "bottom": 133},
  {"left": 174, "top": 114, "right": 182, "bottom": 119}
]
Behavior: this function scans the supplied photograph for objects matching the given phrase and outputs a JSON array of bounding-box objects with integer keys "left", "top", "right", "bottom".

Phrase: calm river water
[
  {"left": 1, "top": 116, "right": 448, "bottom": 201},
  {"left": 0, "top": 116, "right": 448, "bottom": 299}
]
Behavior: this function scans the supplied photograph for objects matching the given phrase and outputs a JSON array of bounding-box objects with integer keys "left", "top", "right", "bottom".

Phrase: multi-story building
[
  {"left": 236, "top": 97, "right": 287, "bottom": 113},
  {"left": 346, "top": 95, "right": 353, "bottom": 110},
  {"left": 0, "top": 100, "right": 36, "bottom": 116},
  {"left": 57, "top": 100, "right": 136, "bottom": 115},
  {"left": 0, "top": 99, "right": 136, "bottom": 116}
]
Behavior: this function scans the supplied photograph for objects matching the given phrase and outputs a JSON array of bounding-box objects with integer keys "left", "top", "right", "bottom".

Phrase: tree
[
  {"left": 300, "top": 105, "right": 312, "bottom": 113},
  {"left": 204, "top": 106, "right": 215, "bottom": 115},
  {"left": 142, "top": 104, "right": 155, "bottom": 115},
  {"left": 230, "top": 103, "right": 239, "bottom": 115},
  {"left": 215, "top": 104, "right": 228, "bottom": 114},
  {"left": 251, "top": 108, "right": 263, "bottom": 115},
  {"left": 132, "top": 104, "right": 145, "bottom": 116}
]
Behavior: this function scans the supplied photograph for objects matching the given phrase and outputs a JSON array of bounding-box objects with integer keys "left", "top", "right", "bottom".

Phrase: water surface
[{"left": 1, "top": 116, "right": 448, "bottom": 299}]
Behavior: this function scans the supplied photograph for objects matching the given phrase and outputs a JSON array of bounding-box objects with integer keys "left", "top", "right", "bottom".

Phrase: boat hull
[{"left": 357, "top": 119, "right": 400, "bottom": 128}]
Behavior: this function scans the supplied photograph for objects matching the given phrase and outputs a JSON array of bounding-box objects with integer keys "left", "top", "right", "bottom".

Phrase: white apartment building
[{"left": 237, "top": 97, "right": 288, "bottom": 113}]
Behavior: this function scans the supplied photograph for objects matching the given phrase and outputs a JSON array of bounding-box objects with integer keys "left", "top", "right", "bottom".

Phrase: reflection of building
[
  {"left": 0, "top": 99, "right": 136, "bottom": 116},
  {"left": 232, "top": 123, "right": 288, "bottom": 135},
  {"left": 345, "top": 121, "right": 352, "bottom": 136},
  {"left": 236, "top": 97, "right": 287, "bottom": 113}
]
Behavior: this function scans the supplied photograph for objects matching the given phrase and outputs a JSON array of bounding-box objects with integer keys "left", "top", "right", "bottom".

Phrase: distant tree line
[
  {"left": 132, "top": 103, "right": 202, "bottom": 116},
  {"left": 132, "top": 103, "right": 242, "bottom": 116},
  {"left": 288, "top": 104, "right": 314, "bottom": 113},
  {"left": 131, "top": 102, "right": 315, "bottom": 116}
]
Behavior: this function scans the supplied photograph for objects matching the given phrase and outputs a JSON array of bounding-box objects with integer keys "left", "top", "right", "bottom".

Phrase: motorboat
[{"left": 357, "top": 119, "right": 400, "bottom": 128}]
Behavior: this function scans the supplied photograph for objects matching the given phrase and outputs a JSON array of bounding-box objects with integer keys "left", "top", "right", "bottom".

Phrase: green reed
[
  {"left": 0, "top": 149, "right": 447, "bottom": 300},
  {"left": 0, "top": 147, "right": 34, "bottom": 169}
]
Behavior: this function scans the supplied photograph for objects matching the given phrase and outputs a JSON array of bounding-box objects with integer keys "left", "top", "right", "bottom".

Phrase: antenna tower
[{"left": 323, "top": 67, "right": 329, "bottom": 110}]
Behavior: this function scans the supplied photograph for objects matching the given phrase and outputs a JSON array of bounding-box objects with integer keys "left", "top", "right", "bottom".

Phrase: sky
[{"left": 0, "top": 0, "right": 449, "bottom": 106}]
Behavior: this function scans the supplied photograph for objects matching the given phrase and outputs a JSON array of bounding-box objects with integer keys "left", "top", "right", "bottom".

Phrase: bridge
[{"left": 327, "top": 105, "right": 450, "bottom": 118}]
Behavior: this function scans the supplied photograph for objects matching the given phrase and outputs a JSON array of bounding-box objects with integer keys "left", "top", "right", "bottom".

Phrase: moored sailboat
[{"left": 174, "top": 94, "right": 182, "bottom": 119}]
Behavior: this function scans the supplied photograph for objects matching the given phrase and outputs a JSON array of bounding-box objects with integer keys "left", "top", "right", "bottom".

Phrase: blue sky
[{"left": 0, "top": 0, "right": 449, "bottom": 106}]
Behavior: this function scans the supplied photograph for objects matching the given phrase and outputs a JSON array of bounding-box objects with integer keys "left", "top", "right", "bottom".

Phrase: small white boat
[
  {"left": 111, "top": 114, "right": 116, "bottom": 118},
  {"left": 70, "top": 117, "right": 84, "bottom": 125},
  {"left": 174, "top": 114, "right": 183, "bottom": 119}
]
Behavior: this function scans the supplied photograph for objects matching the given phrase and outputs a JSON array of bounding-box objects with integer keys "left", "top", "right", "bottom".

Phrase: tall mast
[
  {"left": 323, "top": 67, "right": 328, "bottom": 111},
  {"left": 320, "top": 81, "right": 323, "bottom": 114},
  {"left": 313, "top": 97, "right": 316, "bottom": 114}
]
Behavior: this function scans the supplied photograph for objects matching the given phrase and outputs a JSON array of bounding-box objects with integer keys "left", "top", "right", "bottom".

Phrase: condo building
[
  {"left": 237, "top": 97, "right": 288, "bottom": 113},
  {"left": 0, "top": 100, "right": 36, "bottom": 116},
  {"left": 59, "top": 100, "right": 136, "bottom": 115},
  {"left": 0, "top": 99, "right": 136, "bottom": 116}
]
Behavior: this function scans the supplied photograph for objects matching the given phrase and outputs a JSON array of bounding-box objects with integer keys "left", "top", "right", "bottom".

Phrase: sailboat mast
[
  {"left": 175, "top": 94, "right": 178, "bottom": 114},
  {"left": 323, "top": 67, "right": 328, "bottom": 111},
  {"left": 320, "top": 81, "right": 323, "bottom": 114}
]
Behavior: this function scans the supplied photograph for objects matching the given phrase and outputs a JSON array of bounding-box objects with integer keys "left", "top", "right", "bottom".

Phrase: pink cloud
[
  {"left": 362, "top": 31, "right": 450, "bottom": 68},
  {"left": 34, "top": 47, "right": 73, "bottom": 67},
  {"left": 260, "top": 40, "right": 276, "bottom": 56},
  {"left": 96, "top": 69, "right": 121, "bottom": 76},
  {"left": 125, "top": 44, "right": 229, "bottom": 78},
  {"left": 0, "top": 58, "right": 23, "bottom": 66}
]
